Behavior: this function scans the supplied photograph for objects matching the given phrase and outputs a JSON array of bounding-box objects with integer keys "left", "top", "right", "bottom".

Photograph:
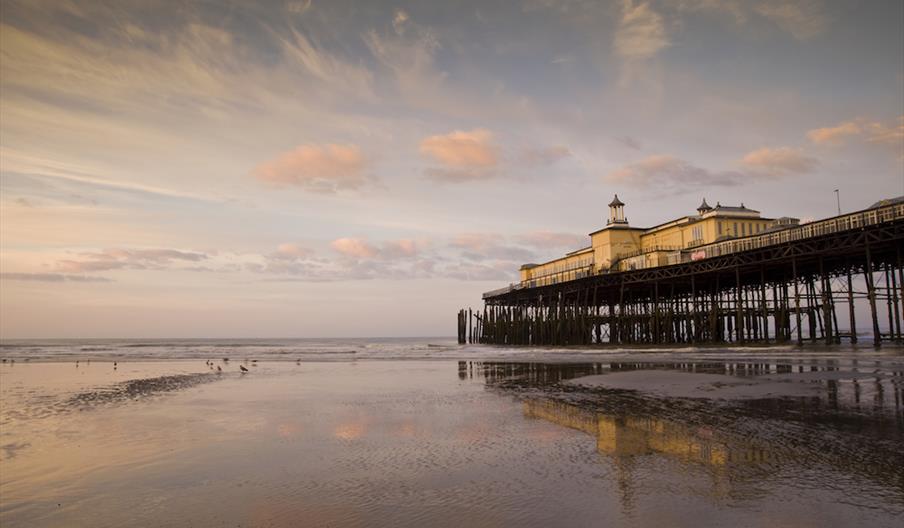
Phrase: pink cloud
[
  {"left": 330, "top": 238, "right": 379, "bottom": 258},
  {"left": 807, "top": 121, "right": 862, "bottom": 145},
  {"left": 272, "top": 243, "right": 314, "bottom": 260},
  {"left": 381, "top": 239, "right": 420, "bottom": 259},
  {"left": 419, "top": 129, "right": 498, "bottom": 168},
  {"left": 739, "top": 147, "right": 819, "bottom": 175},
  {"left": 865, "top": 116, "right": 904, "bottom": 146},
  {"left": 252, "top": 143, "right": 370, "bottom": 193}
]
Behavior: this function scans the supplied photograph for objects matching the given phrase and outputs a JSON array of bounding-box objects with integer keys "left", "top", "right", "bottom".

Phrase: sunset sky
[{"left": 1, "top": 0, "right": 902, "bottom": 338}]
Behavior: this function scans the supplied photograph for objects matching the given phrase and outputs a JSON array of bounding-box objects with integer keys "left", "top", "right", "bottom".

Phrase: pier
[{"left": 458, "top": 202, "right": 904, "bottom": 347}]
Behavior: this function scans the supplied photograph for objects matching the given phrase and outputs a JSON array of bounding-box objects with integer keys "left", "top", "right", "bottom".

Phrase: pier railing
[
  {"left": 483, "top": 203, "right": 904, "bottom": 299},
  {"left": 671, "top": 203, "right": 904, "bottom": 267}
]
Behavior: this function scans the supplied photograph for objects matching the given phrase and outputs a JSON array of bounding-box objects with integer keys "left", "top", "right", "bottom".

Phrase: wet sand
[
  {"left": 1, "top": 354, "right": 903, "bottom": 527},
  {"left": 566, "top": 370, "right": 827, "bottom": 399}
]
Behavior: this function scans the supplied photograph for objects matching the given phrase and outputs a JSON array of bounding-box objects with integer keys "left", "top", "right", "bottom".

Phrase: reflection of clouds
[
  {"left": 334, "top": 422, "right": 366, "bottom": 440},
  {"left": 392, "top": 421, "right": 431, "bottom": 439},
  {"left": 276, "top": 422, "right": 302, "bottom": 439}
]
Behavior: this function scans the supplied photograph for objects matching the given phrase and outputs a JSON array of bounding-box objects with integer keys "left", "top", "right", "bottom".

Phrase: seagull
[{"left": 239, "top": 365, "right": 249, "bottom": 373}]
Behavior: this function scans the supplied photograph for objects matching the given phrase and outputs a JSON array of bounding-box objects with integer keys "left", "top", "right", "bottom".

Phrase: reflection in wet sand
[{"left": 469, "top": 359, "right": 904, "bottom": 516}]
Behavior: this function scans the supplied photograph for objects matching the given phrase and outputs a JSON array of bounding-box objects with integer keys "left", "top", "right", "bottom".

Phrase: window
[
  {"left": 718, "top": 222, "right": 722, "bottom": 235},
  {"left": 733, "top": 222, "right": 738, "bottom": 235},
  {"left": 741, "top": 224, "right": 746, "bottom": 236},
  {"left": 692, "top": 226, "right": 702, "bottom": 240}
]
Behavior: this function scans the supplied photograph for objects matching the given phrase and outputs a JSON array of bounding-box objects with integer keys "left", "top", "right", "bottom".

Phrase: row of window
[{"left": 716, "top": 221, "right": 769, "bottom": 237}]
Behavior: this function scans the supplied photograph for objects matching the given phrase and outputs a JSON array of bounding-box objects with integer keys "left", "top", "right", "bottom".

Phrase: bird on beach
[
  {"left": 239, "top": 365, "right": 249, "bottom": 373},
  {"left": 216, "top": 365, "right": 222, "bottom": 373}
]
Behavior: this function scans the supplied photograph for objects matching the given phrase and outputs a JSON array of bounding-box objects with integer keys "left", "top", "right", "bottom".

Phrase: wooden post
[
  {"left": 865, "top": 244, "right": 881, "bottom": 347},
  {"left": 820, "top": 257, "right": 833, "bottom": 345},
  {"left": 846, "top": 264, "right": 857, "bottom": 344},
  {"left": 760, "top": 267, "right": 769, "bottom": 343},
  {"left": 793, "top": 258, "right": 803, "bottom": 345},
  {"left": 735, "top": 266, "right": 744, "bottom": 343}
]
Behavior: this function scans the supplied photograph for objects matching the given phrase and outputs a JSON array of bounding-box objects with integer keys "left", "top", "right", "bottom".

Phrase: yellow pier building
[{"left": 519, "top": 195, "right": 800, "bottom": 288}]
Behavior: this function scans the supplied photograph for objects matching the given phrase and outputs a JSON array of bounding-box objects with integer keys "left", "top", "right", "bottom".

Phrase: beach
[{"left": 1, "top": 340, "right": 903, "bottom": 527}]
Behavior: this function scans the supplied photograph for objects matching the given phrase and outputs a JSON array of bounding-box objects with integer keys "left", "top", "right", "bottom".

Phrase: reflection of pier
[
  {"left": 523, "top": 398, "right": 770, "bottom": 467},
  {"left": 460, "top": 203, "right": 904, "bottom": 347},
  {"left": 461, "top": 360, "right": 903, "bottom": 423},
  {"left": 464, "top": 360, "right": 904, "bottom": 508}
]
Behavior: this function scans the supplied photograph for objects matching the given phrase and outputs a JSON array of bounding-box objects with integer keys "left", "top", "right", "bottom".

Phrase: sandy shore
[{"left": 1, "top": 357, "right": 902, "bottom": 528}]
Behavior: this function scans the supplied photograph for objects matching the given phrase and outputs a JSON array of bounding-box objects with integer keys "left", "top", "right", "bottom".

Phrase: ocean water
[{"left": 4, "top": 336, "right": 904, "bottom": 363}]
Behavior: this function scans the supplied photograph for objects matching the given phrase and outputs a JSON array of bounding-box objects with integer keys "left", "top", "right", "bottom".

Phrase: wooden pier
[{"left": 458, "top": 203, "right": 904, "bottom": 347}]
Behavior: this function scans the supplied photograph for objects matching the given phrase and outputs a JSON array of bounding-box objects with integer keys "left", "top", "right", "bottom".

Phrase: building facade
[{"left": 519, "top": 195, "right": 800, "bottom": 287}]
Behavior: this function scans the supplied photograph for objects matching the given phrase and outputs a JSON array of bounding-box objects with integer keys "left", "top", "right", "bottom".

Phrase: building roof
[
  {"left": 869, "top": 196, "right": 904, "bottom": 209},
  {"left": 608, "top": 194, "right": 624, "bottom": 207},
  {"left": 588, "top": 224, "right": 645, "bottom": 236},
  {"left": 566, "top": 246, "right": 593, "bottom": 256},
  {"left": 697, "top": 198, "right": 712, "bottom": 211},
  {"left": 710, "top": 202, "right": 760, "bottom": 214}
]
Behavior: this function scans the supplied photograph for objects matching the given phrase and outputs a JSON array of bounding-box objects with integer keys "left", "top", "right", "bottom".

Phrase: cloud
[
  {"left": 286, "top": 1, "right": 312, "bottom": 14},
  {"left": 519, "top": 146, "right": 572, "bottom": 166},
  {"left": 419, "top": 129, "right": 498, "bottom": 168},
  {"left": 420, "top": 128, "right": 499, "bottom": 182},
  {"left": 605, "top": 155, "right": 744, "bottom": 192},
  {"left": 676, "top": 0, "right": 829, "bottom": 41},
  {"left": 515, "top": 231, "right": 586, "bottom": 249},
  {"left": 615, "top": 136, "right": 643, "bottom": 150},
  {"left": 392, "top": 9, "right": 410, "bottom": 36},
  {"left": 739, "top": 147, "right": 819, "bottom": 175},
  {"left": 57, "top": 247, "right": 209, "bottom": 272},
  {"left": 381, "top": 239, "right": 421, "bottom": 259},
  {"left": 614, "top": 1, "right": 670, "bottom": 60},
  {"left": 0, "top": 272, "right": 113, "bottom": 283},
  {"left": 252, "top": 143, "right": 371, "bottom": 193},
  {"left": 270, "top": 243, "right": 315, "bottom": 261},
  {"left": 330, "top": 238, "right": 380, "bottom": 259},
  {"left": 865, "top": 116, "right": 904, "bottom": 146},
  {"left": 363, "top": 9, "right": 442, "bottom": 94},
  {"left": 807, "top": 121, "right": 862, "bottom": 145},
  {"left": 755, "top": 0, "right": 829, "bottom": 41},
  {"left": 450, "top": 233, "right": 536, "bottom": 262},
  {"left": 441, "top": 262, "right": 514, "bottom": 281},
  {"left": 806, "top": 116, "right": 903, "bottom": 158},
  {"left": 330, "top": 237, "right": 425, "bottom": 260}
]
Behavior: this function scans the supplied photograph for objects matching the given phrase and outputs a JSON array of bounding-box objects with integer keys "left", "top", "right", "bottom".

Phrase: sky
[{"left": 1, "top": 0, "right": 902, "bottom": 338}]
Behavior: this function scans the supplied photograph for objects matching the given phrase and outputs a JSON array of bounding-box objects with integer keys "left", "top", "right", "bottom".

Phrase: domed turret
[
  {"left": 607, "top": 194, "right": 628, "bottom": 225},
  {"left": 697, "top": 198, "right": 712, "bottom": 215}
]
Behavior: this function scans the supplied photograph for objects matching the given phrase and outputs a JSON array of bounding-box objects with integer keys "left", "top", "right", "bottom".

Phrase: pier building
[{"left": 520, "top": 196, "right": 800, "bottom": 288}]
